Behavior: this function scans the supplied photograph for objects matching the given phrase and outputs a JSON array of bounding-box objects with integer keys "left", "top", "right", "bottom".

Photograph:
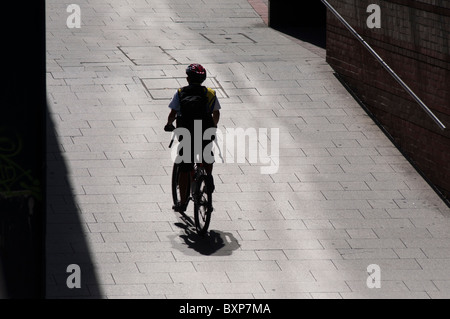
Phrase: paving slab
[{"left": 46, "top": 0, "right": 450, "bottom": 299}]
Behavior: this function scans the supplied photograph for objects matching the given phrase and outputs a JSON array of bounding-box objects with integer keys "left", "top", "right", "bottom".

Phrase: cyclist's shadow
[{"left": 172, "top": 214, "right": 240, "bottom": 256}]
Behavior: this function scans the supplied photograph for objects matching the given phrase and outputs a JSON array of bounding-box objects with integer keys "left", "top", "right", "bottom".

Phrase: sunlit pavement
[{"left": 46, "top": 0, "right": 450, "bottom": 299}]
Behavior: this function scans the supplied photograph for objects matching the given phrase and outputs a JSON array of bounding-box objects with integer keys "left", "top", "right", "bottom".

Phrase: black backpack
[{"left": 177, "top": 85, "right": 214, "bottom": 130}]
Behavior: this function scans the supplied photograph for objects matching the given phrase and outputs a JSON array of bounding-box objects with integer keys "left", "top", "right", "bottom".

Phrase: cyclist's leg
[
  {"left": 174, "top": 162, "right": 192, "bottom": 212},
  {"left": 202, "top": 132, "right": 215, "bottom": 191},
  {"left": 173, "top": 131, "right": 193, "bottom": 212},
  {"left": 204, "top": 163, "right": 213, "bottom": 175},
  {"left": 203, "top": 163, "right": 215, "bottom": 193},
  {"left": 178, "top": 171, "right": 189, "bottom": 206}
]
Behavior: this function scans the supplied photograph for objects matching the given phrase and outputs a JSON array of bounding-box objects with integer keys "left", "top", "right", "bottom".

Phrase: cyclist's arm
[
  {"left": 166, "top": 91, "right": 180, "bottom": 126},
  {"left": 212, "top": 110, "right": 220, "bottom": 127},
  {"left": 166, "top": 109, "right": 177, "bottom": 126}
]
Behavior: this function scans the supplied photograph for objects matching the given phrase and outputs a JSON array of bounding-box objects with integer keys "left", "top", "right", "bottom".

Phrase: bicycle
[{"left": 165, "top": 123, "right": 213, "bottom": 235}]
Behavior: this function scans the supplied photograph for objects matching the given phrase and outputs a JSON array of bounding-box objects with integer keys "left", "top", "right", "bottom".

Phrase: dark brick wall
[{"left": 326, "top": 0, "right": 450, "bottom": 200}]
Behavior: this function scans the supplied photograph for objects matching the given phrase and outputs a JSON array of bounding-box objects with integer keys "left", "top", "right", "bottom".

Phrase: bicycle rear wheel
[
  {"left": 171, "top": 163, "right": 190, "bottom": 209},
  {"left": 194, "top": 174, "right": 213, "bottom": 235}
]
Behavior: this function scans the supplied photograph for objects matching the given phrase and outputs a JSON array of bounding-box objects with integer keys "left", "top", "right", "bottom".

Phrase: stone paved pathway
[{"left": 46, "top": 0, "right": 450, "bottom": 299}]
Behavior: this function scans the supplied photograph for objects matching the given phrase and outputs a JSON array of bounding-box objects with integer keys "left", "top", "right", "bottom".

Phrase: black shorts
[{"left": 176, "top": 129, "right": 216, "bottom": 172}]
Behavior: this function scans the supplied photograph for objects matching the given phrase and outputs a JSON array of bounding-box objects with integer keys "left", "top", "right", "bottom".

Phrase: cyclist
[{"left": 164, "top": 63, "right": 221, "bottom": 213}]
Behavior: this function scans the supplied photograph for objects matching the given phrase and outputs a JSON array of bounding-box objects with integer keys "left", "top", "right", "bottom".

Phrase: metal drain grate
[{"left": 200, "top": 33, "right": 257, "bottom": 44}]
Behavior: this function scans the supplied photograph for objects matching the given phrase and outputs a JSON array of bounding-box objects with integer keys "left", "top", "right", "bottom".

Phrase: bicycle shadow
[{"left": 171, "top": 214, "right": 240, "bottom": 256}]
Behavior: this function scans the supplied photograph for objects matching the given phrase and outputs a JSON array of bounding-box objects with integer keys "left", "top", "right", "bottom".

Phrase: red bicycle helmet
[{"left": 186, "top": 63, "right": 207, "bottom": 83}]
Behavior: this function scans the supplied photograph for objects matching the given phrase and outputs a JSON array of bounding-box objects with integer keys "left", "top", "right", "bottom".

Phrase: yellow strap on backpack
[{"left": 206, "top": 87, "right": 217, "bottom": 112}]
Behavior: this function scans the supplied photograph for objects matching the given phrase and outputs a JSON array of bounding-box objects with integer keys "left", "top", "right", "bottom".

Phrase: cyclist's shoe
[
  {"left": 172, "top": 201, "right": 188, "bottom": 213},
  {"left": 164, "top": 123, "right": 175, "bottom": 132}
]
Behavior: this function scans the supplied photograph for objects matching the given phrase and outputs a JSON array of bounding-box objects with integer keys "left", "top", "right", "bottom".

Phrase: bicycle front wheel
[{"left": 194, "top": 175, "right": 213, "bottom": 235}]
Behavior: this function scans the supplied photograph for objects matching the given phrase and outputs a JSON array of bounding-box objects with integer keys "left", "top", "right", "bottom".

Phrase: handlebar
[{"left": 165, "top": 124, "right": 176, "bottom": 149}]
